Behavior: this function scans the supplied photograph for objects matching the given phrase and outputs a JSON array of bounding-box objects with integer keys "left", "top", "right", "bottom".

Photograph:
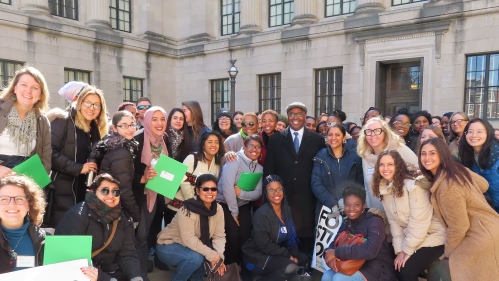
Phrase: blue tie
[{"left": 293, "top": 132, "right": 299, "bottom": 153}]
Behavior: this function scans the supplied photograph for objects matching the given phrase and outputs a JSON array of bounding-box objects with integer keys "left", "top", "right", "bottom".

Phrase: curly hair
[
  {"left": 0, "top": 174, "right": 47, "bottom": 226},
  {"left": 371, "top": 150, "right": 419, "bottom": 200}
]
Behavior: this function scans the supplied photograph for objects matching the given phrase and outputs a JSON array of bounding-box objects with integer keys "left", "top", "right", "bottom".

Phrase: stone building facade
[{"left": 0, "top": 0, "right": 498, "bottom": 125}]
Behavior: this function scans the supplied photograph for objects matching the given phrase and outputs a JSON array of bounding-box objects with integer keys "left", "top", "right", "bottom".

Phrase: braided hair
[{"left": 262, "top": 174, "right": 299, "bottom": 249}]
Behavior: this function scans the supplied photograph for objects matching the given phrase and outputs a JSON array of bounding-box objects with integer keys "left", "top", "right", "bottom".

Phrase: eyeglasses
[
  {"left": 241, "top": 122, "right": 256, "bottom": 127},
  {"left": 465, "top": 130, "right": 487, "bottom": 137},
  {"left": 288, "top": 112, "right": 305, "bottom": 118},
  {"left": 82, "top": 100, "right": 102, "bottom": 110},
  {"left": 326, "top": 122, "right": 337, "bottom": 127},
  {"left": 364, "top": 128, "right": 383, "bottom": 136},
  {"left": 392, "top": 121, "right": 411, "bottom": 128},
  {"left": 201, "top": 187, "right": 218, "bottom": 192},
  {"left": 267, "top": 188, "right": 283, "bottom": 195},
  {"left": 116, "top": 124, "right": 136, "bottom": 129},
  {"left": 0, "top": 196, "right": 28, "bottom": 205},
  {"left": 99, "top": 187, "right": 121, "bottom": 197},
  {"left": 137, "top": 105, "right": 152, "bottom": 110},
  {"left": 246, "top": 144, "right": 262, "bottom": 150},
  {"left": 218, "top": 117, "right": 231, "bottom": 121},
  {"left": 450, "top": 119, "right": 466, "bottom": 126}
]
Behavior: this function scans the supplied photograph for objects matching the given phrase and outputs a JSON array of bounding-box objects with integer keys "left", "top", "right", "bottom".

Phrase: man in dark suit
[{"left": 264, "top": 102, "right": 326, "bottom": 257}]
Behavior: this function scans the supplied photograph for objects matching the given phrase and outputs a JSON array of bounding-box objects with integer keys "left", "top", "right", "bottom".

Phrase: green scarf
[
  {"left": 85, "top": 192, "right": 121, "bottom": 224},
  {"left": 239, "top": 129, "right": 247, "bottom": 139}
]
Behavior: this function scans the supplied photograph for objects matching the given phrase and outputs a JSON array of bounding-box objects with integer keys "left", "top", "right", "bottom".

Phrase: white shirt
[
  {"left": 289, "top": 127, "right": 304, "bottom": 147},
  {"left": 0, "top": 128, "right": 36, "bottom": 156}
]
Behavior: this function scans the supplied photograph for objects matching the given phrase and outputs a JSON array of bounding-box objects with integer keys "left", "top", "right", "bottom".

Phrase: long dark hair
[
  {"left": 460, "top": 118, "right": 496, "bottom": 170},
  {"left": 182, "top": 100, "right": 207, "bottom": 143},
  {"left": 166, "top": 108, "right": 191, "bottom": 162},
  {"left": 419, "top": 138, "right": 473, "bottom": 184},
  {"left": 212, "top": 117, "right": 238, "bottom": 137},
  {"left": 262, "top": 175, "right": 299, "bottom": 249},
  {"left": 195, "top": 131, "right": 225, "bottom": 165}
]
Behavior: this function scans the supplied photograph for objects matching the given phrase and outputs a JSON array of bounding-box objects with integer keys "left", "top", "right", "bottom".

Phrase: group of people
[{"left": 0, "top": 65, "right": 499, "bottom": 281}]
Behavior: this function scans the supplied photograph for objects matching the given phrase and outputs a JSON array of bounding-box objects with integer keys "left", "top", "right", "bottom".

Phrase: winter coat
[
  {"left": 47, "top": 107, "right": 101, "bottom": 226},
  {"left": 361, "top": 140, "right": 418, "bottom": 211},
  {"left": 423, "top": 170, "right": 499, "bottom": 281},
  {"left": 471, "top": 141, "right": 499, "bottom": 212},
  {"left": 242, "top": 203, "right": 302, "bottom": 270},
  {"left": 311, "top": 145, "right": 364, "bottom": 219},
  {"left": 405, "top": 132, "right": 419, "bottom": 153},
  {"left": 0, "top": 99, "right": 51, "bottom": 173},
  {"left": 55, "top": 201, "right": 142, "bottom": 281},
  {"left": 378, "top": 178, "right": 445, "bottom": 256},
  {"left": 327, "top": 209, "right": 397, "bottom": 281},
  {"left": 95, "top": 133, "right": 141, "bottom": 222},
  {"left": 131, "top": 131, "right": 148, "bottom": 209},
  {"left": 224, "top": 132, "right": 244, "bottom": 153},
  {"left": 264, "top": 127, "right": 326, "bottom": 237},
  {"left": 157, "top": 202, "right": 226, "bottom": 262},
  {"left": 0, "top": 223, "right": 45, "bottom": 274}
]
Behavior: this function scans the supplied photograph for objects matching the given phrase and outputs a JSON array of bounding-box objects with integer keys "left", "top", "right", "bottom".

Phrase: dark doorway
[{"left": 376, "top": 59, "right": 423, "bottom": 117}]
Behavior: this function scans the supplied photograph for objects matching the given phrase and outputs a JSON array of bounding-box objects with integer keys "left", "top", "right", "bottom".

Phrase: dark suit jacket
[{"left": 264, "top": 127, "right": 326, "bottom": 237}]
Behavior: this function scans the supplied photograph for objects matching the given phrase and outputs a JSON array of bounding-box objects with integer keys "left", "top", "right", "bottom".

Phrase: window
[
  {"left": 49, "top": 0, "right": 78, "bottom": 20},
  {"left": 0, "top": 60, "right": 23, "bottom": 89},
  {"left": 465, "top": 54, "right": 499, "bottom": 119},
  {"left": 64, "top": 68, "right": 90, "bottom": 84},
  {"left": 315, "top": 68, "right": 343, "bottom": 117},
  {"left": 269, "top": 0, "right": 294, "bottom": 27},
  {"left": 221, "top": 0, "right": 240, "bottom": 35},
  {"left": 211, "top": 79, "right": 230, "bottom": 122},
  {"left": 110, "top": 0, "right": 131, "bottom": 32},
  {"left": 393, "top": 0, "right": 426, "bottom": 6},
  {"left": 123, "top": 77, "right": 143, "bottom": 102},
  {"left": 325, "top": 0, "right": 355, "bottom": 17},
  {"left": 259, "top": 73, "right": 281, "bottom": 113},
  {"left": 0, "top": 0, "right": 11, "bottom": 5}
]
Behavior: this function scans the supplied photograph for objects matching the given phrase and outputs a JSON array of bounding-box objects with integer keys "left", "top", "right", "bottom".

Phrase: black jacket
[
  {"left": 264, "top": 128, "right": 326, "bottom": 237},
  {"left": 242, "top": 203, "right": 302, "bottom": 270},
  {"left": 48, "top": 107, "right": 101, "bottom": 226},
  {"left": 55, "top": 201, "right": 142, "bottom": 281},
  {"left": 96, "top": 133, "right": 141, "bottom": 222},
  {"left": 132, "top": 131, "right": 147, "bottom": 208},
  {"left": 0, "top": 223, "right": 45, "bottom": 274},
  {"left": 328, "top": 209, "right": 397, "bottom": 281}
]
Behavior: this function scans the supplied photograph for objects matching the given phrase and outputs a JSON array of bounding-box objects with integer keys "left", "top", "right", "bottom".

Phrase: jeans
[
  {"left": 322, "top": 270, "right": 365, "bottom": 281},
  {"left": 156, "top": 243, "right": 206, "bottom": 281}
]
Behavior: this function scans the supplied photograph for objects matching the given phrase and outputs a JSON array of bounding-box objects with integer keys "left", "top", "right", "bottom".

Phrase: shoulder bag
[{"left": 326, "top": 230, "right": 366, "bottom": 276}]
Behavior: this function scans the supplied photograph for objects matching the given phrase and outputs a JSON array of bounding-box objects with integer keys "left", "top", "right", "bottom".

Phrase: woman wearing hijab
[{"left": 132, "top": 106, "right": 168, "bottom": 281}]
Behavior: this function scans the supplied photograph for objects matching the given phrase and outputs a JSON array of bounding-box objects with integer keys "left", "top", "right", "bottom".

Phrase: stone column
[
  {"left": 292, "top": 0, "right": 318, "bottom": 26},
  {"left": 239, "top": 0, "right": 262, "bottom": 34},
  {"left": 86, "top": 0, "right": 112, "bottom": 29},
  {"left": 355, "top": 0, "right": 385, "bottom": 13},
  {"left": 20, "top": 0, "right": 50, "bottom": 15}
]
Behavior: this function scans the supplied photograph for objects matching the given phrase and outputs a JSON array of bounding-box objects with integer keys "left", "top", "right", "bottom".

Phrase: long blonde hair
[
  {"left": 0, "top": 65, "right": 50, "bottom": 112},
  {"left": 74, "top": 85, "right": 108, "bottom": 138},
  {"left": 357, "top": 116, "right": 404, "bottom": 158}
]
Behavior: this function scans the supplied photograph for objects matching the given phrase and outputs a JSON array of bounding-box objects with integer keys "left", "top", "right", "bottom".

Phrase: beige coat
[
  {"left": 379, "top": 178, "right": 446, "bottom": 256},
  {"left": 157, "top": 202, "right": 226, "bottom": 262},
  {"left": 426, "top": 170, "right": 499, "bottom": 281}
]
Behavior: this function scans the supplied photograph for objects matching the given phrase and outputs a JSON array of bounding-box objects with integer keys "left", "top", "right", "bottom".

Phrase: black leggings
[
  {"left": 259, "top": 252, "right": 310, "bottom": 281},
  {"left": 220, "top": 202, "right": 253, "bottom": 264},
  {"left": 395, "top": 245, "right": 444, "bottom": 281}
]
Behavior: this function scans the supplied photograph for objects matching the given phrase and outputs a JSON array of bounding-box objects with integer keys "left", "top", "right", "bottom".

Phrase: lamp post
[{"left": 228, "top": 59, "right": 238, "bottom": 113}]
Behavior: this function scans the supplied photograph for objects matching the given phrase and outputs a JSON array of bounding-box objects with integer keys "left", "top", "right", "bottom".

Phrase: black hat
[{"left": 216, "top": 108, "right": 232, "bottom": 120}]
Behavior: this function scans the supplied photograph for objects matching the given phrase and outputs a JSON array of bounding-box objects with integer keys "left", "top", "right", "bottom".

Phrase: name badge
[
  {"left": 367, "top": 168, "right": 374, "bottom": 175},
  {"left": 17, "top": 255, "right": 35, "bottom": 268},
  {"left": 280, "top": 227, "right": 287, "bottom": 233}
]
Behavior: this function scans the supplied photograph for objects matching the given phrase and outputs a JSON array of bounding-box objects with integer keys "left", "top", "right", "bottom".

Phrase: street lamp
[{"left": 228, "top": 59, "right": 238, "bottom": 113}]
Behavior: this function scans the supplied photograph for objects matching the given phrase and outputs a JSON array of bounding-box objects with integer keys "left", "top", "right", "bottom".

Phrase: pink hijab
[{"left": 141, "top": 106, "right": 168, "bottom": 212}]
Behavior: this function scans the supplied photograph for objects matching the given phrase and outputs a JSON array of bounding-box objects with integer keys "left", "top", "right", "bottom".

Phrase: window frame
[
  {"left": 0, "top": 59, "right": 24, "bottom": 89},
  {"left": 211, "top": 79, "right": 231, "bottom": 122},
  {"left": 64, "top": 68, "right": 91, "bottom": 84},
  {"left": 48, "top": 0, "right": 78, "bottom": 20},
  {"left": 110, "top": 0, "right": 132, "bottom": 33},
  {"left": 269, "top": 0, "right": 294, "bottom": 28},
  {"left": 259, "top": 73, "right": 282, "bottom": 113},
  {"left": 325, "top": 0, "right": 356, "bottom": 17},
  {"left": 314, "top": 67, "right": 343, "bottom": 118},
  {"left": 123, "top": 76, "right": 143, "bottom": 102},
  {"left": 0, "top": 0, "right": 11, "bottom": 5},
  {"left": 221, "top": 0, "right": 240, "bottom": 36},
  {"left": 392, "top": 0, "right": 427, "bottom": 7}
]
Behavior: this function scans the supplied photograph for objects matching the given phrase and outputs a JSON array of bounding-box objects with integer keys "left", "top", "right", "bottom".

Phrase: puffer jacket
[
  {"left": 95, "top": 133, "right": 141, "bottom": 222},
  {"left": 48, "top": 107, "right": 101, "bottom": 226},
  {"left": 0, "top": 223, "right": 45, "bottom": 274},
  {"left": 55, "top": 201, "right": 142, "bottom": 281},
  {"left": 378, "top": 177, "right": 446, "bottom": 255}
]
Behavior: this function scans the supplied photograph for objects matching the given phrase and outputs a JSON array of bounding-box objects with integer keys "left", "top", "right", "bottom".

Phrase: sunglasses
[
  {"left": 99, "top": 187, "right": 121, "bottom": 197},
  {"left": 137, "top": 105, "right": 152, "bottom": 110},
  {"left": 241, "top": 122, "right": 256, "bottom": 127},
  {"left": 201, "top": 187, "right": 218, "bottom": 192}
]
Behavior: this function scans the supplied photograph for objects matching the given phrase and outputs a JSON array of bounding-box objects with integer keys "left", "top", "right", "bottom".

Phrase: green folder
[
  {"left": 43, "top": 235, "right": 92, "bottom": 266},
  {"left": 236, "top": 172, "right": 263, "bottom": 191},
  {"left": 146, "top": 154, "right": 188, "bottom": 200},
  {"left": 12, "top": 154, "right": 51, "bottom": 188}
]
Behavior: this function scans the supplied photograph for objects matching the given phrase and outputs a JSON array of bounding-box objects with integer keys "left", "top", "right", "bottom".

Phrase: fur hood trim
[{"left": 46, "top": 107, "right": 69, "bottom": 123}]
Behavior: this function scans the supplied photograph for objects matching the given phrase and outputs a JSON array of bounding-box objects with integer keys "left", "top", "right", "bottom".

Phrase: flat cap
[{"left": 286, "top": 102, "right": 307, "bottom": 114}]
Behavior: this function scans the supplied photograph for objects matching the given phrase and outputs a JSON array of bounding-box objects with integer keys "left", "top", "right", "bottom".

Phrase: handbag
[
  {"left": 326, "top": 230, "right": 366, "bottom": 276},
  {"left": 204, "top": 259, "right": 241, "bottom": 281}
]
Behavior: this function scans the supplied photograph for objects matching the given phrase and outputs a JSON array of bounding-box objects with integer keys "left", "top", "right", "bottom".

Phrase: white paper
[
  {"left": 160, "top": 170, "right": 174, "bottom": 181},
  {"left": 311, "top": 205, "right": 343, "bottom": 273},
  {"left": 0, "top": 259, "right": 90, "bottom": 281}
]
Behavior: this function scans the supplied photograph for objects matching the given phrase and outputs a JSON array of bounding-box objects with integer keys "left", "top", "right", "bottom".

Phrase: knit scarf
[
  {"left": 182, "top": 196, "right": 217, "bottom": 247},
  {"left": 239, "top": 129, "right": 247, "bottom": 139},
  {"left": 169, "top": 126, "right": 184, "bottom": 159},
  {"left": 85, "top": 192, "right": 121, "bottom": 224},
  {"left": 6, "top": 106, "right": 37, "bottom": 156}
]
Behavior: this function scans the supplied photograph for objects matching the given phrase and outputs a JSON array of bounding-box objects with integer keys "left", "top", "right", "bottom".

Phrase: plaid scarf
[{"left": 85, "top": 192, "right": 121, "bottom": 224}]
